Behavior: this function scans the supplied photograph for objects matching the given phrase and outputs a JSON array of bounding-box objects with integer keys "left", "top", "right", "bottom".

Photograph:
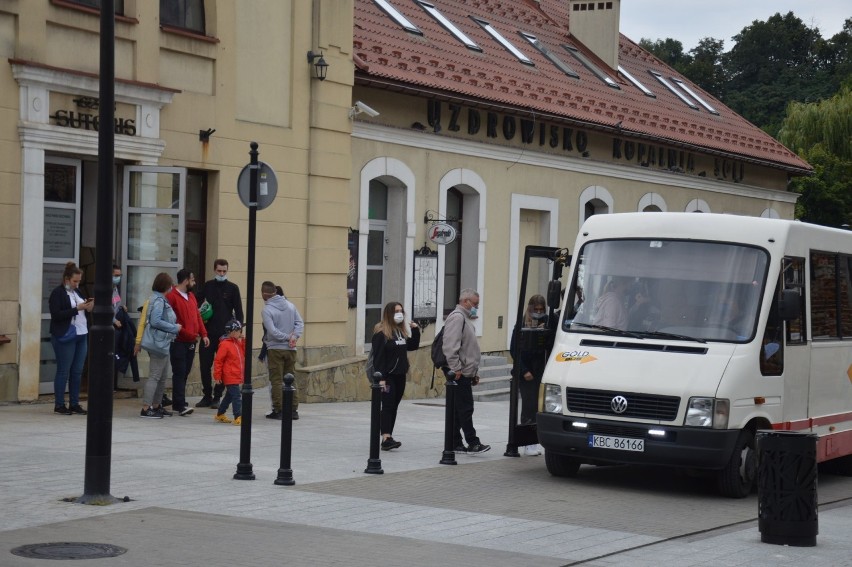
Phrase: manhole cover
[{"left": 11, "top": 542, "right": 127, "bottom": 560}]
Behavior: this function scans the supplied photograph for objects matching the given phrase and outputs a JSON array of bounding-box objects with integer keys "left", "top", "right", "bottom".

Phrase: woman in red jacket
[{"left": 213, "top": 320, "right": 245, "bottom": 425}]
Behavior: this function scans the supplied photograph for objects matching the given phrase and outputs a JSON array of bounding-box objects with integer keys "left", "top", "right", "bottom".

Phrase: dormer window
[
  {"left": 562, "top": 45, "right": 620, "bottom": 89},
  {"left": 471, "top": 17, "right": 533, "bottom": 65},
  {"left": 373, "top": 0, "right": 422, "bottom": 35},
  {"left": 618, "top": 66, "right": 655, "bottom": 97},
  {"left": 520, "top": 32, "right": 579, "bottom": 78},
  {"left": 415, "top": 0, "right": 481, "bottom": 51}
]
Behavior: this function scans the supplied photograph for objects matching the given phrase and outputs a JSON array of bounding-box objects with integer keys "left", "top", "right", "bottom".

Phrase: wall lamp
[{"left": 306, "top": 50, "right": 329, "bottom": 81}]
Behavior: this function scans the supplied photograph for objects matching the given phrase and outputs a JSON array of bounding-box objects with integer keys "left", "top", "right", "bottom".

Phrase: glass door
[
  {"left": 121, "top": 167, "right": 186, "bottom": 315},
  {"left": 40, "top": 157, "right": 82, "bottom": 393}
]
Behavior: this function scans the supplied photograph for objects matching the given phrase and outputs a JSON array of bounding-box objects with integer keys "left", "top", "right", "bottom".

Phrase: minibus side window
[
  {"left": 840, "top": 256, "right": 852, "bottom": 338},
  {"left": 784, "top": 257, "right": 806, "bottom": 345},
  {"left": 810, "top": 252, "right": 838, "bottom": 339},
  {"left": 761, "top": 279, "right": 784, "bottom": 375}
]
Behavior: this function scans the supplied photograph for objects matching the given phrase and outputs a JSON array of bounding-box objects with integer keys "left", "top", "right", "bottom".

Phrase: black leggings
[{"left": 380, "top": 374, "right": 407, "bottom": 436}]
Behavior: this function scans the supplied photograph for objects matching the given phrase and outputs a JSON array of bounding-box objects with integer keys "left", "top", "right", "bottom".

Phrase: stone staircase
[{"left": 472, "top": 354, "right": 513, "bottom": 402}]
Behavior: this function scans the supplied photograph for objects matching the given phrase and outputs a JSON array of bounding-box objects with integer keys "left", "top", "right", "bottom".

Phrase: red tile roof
[{"left": 353, "top": 0, "right": 811, "bottom": 173}]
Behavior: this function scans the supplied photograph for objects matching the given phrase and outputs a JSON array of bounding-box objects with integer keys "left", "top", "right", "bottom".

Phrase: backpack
[
  {"left": 429, "top": 316, "right": 464, "bottom": 388},
  {"left": 365, "top": 349, "right": 376, "bottom": 383}
]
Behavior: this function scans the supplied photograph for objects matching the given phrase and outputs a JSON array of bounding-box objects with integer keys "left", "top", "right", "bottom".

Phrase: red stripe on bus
[{"left": 772, "top": 411, "right": 852, "bottom": 431}]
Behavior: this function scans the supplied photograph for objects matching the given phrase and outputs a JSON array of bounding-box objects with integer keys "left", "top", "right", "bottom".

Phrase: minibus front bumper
[{"left": 537, "top": 413, "right": 741, "bottom": 470}]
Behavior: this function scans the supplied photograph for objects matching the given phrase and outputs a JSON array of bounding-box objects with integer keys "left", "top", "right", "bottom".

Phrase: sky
[{"left": 619, "top": 0, "right": 851, "bottom": 50}]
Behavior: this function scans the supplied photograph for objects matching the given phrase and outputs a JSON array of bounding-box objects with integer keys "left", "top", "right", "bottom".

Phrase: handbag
[
  {"left": 56, "top": 323, "right": 77, "bottom": 343},
  {"left": 199, "top": 300, "right": 213, "bottom": 323}
]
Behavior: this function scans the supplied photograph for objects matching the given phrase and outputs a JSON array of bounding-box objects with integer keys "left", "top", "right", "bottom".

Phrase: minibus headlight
[
  {"left": 684, "top": 397, "right": 729, "bottom": 429},
  {"left": 543, "top": 384, "right": 563, "bottom": 414}
]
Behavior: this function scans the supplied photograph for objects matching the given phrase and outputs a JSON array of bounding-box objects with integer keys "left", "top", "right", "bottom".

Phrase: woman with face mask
[
  {"left": 513, "top": 294, "right": 549, "bottom": 455},
  {"left": 370, "top": 301, "right": 420, "bottom": 450},
  {"left": 48, "top": 261, "right": 94, "bottom": 415}
]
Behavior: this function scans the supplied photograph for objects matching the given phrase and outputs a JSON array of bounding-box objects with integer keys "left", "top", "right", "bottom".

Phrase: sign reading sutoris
[
  {"left": 51, "top": 96, "right": 136, "bottom": 136},
  {"left": 425, "top": 100, "right": 747, "bottom": 183}
]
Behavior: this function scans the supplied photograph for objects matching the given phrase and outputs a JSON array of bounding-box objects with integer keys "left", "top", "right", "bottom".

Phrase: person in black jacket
[
  {"left": 195, "top": 259, "right": 244, "bottom": 408},
  {"left": 370, "top": 301, "right": 420, "bottom": 450},
  {"left": 48, "top": 262, "right": 93, "bottom": 415},
  {"left": 513, "top": 294, "right": 548, "bottom": 455}
]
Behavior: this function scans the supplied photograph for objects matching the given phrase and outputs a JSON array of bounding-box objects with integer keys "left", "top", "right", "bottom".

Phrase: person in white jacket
[{"left": 261, "top": 280, "right": 304, "bottom": 420}]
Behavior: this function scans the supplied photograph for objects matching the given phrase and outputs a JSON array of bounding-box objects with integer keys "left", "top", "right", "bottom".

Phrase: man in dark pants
[
  {"left": 166, "top": 269, "right": 209, "bottom": 416},
  {"left": 195, "top": 259, "right": 244, "bottom": 409},
  {"left": 442, "top": 288, "right": 490, "bottom": 454}
]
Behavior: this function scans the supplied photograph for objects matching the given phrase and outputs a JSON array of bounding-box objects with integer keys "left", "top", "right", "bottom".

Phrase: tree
[
  {"left": 778, "top": 87, "right": 852, "bottom": 160},
  {"left": 684, "top": 38, "right": 726, "bottom": 99},
  {"left": 638, "top": 38, "right": 690, "bottom": 72},
  {"left": 788, "top": 145, "right": 852, "bottom": 227}
]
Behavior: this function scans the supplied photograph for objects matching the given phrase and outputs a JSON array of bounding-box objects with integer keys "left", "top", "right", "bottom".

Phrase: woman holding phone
[{"left": 48, "top": 261, "right": 93, "bottom": 415}]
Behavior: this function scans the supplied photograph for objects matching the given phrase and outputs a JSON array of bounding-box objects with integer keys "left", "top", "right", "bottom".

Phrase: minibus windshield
[{"left": 564, "top": 239, "right": 768, "bottom": 343}]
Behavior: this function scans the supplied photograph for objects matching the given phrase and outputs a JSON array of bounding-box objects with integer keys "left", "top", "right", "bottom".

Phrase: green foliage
[
  {"left": 779, "top": 87, "right": 852, "bottom": 160},
  {"left": 789, "top": 145, "right": 852, "bottom": 227}
]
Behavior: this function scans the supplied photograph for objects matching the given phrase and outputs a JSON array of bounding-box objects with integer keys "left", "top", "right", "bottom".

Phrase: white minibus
[{"left": 538, "top": 213, "right": 852, "bottom": 497}]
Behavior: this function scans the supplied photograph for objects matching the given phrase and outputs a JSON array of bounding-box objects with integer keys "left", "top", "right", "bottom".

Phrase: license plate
[{"left": 588, "top": 434, "right": 644, "bottom": 452}]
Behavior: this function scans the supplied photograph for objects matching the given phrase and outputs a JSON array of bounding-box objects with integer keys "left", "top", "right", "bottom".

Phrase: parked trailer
[{"left": 538, "top": 213, "right": 852, "bottom": 497}]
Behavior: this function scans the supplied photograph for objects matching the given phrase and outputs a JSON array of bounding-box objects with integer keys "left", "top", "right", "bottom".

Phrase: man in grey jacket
[
  {"left": 261, "top": 281, "right": 304, "bottom": 420},
  {"left": 442, "top": 288, "right": 490, "bottom": 454}
]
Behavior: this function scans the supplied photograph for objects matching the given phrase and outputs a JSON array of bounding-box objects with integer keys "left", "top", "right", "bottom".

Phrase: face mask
[
  {"left": 64, "top": 283, "right": 73, "bottom": 292},
  {"left": 215, "top": 275, "right": 227, "bottom": 282},
  {"left": 469, "top": 306, "right": 478, "bottom": 318},
  {"left": 112, "top": 276, "right": 121, "bottom": 286},
  {"left": 393, "top": 313, "right": 405, "bottom": 324},
  {"left": 531, "top": 311, "right": 548, "bottom": 320}
]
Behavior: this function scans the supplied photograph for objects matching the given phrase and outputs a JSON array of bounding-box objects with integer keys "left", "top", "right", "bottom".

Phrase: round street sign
[{"left": 237, "top": 161, "right": 278, "bottom": 210}]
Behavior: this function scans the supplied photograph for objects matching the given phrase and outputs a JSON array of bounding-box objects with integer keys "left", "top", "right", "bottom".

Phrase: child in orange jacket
[{"left": 213, "top": 320, "right": 245, "bottom": 425}]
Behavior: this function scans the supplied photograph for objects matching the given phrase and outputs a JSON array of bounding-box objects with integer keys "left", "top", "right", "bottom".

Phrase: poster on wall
[
  {"left": 413, "top": 249, "right": 438, "bottom": 321},
  {"left": 348, "top": 229, "right": 358, "bottom": 308},
  {"left": 43, "top": 207, "right": 76, "bottom": 259}
]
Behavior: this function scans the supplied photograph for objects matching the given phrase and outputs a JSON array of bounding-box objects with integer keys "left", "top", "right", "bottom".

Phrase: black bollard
[
  {"left": 365, "top": 372, "right": 384, "bottom": 474},
  {"left": 440, "top": 370, "right": 458, "bottom": 465},
  {"left": 274, "top": 374, "right": 296, "bottom": 486}
]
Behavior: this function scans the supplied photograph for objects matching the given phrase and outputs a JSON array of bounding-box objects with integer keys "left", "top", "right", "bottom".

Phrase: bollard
[
  {"left": 364, "top": 372, "right": 384, "bottom": 474},
  {"left": 439, "top": 370, "right": 458, "bottom": 465},
  {"left": 274, "top": 374, "right": 296, "bottom": 486},
  {"left": 756, "top": 430, "right": 818, "bottom": 547}
]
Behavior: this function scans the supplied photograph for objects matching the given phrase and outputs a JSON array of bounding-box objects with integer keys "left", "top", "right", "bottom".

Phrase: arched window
[
  {"left": 685, "top": 198, "right": 711, "bottom": 213},
  {"left": 579, "top": 185, "right": 613, "bottom": 227},
  {"left": 638, "top": 192, "right": 667, "bottom": 212}
]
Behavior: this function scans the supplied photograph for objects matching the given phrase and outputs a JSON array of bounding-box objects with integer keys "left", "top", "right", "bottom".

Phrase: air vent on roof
[
  {"left": 618, "top": 65, "right": 655, "bottom": 97},
  {"left": 649, "top": 71, "right": 699, "bottom": 110},
  {"left": 373, "top": 0, "right": 422, "bottom": 35},
  {"left": 471, "top": 17, "right": 533, "bottom": 65},
  {"left": 562, "top": 45, "right": 620, "bottom": 89},
  {"left": 416, "top": 0, "right": 482, "bottom": 51},
  {"left": 671, "top": 78, "right": 719, "bottom": 115},
  {"left": 519, "top": 31, "right": 579, "bottom": 78}
]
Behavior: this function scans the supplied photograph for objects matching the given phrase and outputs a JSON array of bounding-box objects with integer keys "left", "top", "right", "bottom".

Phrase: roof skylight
[
  {"left": 672, "top": 78, "right": 719, "bottom": 115},
  {"left": 561, "top": 45, "right": 620, "bottom": 89},
  {"left": 519, "top": 31, "right": 578, "bottom": 77},
  {"left": 649, "top": 71, "right": 698, "bottom": 110},
  {"left": 618, "top": 65, "right": 655, "bottom": 97},
  {"left": 472, "top": 17, "right": 533, "bottom": 65},
  {"left": 373, "top": 0, "right": 422, "bottom": 35},
  {"left": 415, "top": 0, "right": 481, "bottom": 51}
]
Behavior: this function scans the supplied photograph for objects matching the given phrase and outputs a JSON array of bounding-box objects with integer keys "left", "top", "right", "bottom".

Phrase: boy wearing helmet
[{"left": 213, "top": 319, "right": 245, "bottom": 425}]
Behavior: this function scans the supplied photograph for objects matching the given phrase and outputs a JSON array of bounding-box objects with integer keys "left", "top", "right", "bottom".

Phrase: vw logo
[{"left": 611, "top": 395, "right": 628, "bottom": 414}]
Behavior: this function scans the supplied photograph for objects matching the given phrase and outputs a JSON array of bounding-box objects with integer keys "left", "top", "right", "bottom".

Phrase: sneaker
[
  {"left": 233, "top": 416, "right": 242, "bottom": 426},
  {"left": 266, "top": 410, "right": 283, "bottom": 420},
  {"left": 195, "top": 397, "right": 213, "bottom": 408},
  {"left": 161, "top": 394, "right": 173, "bottom": 407},
  {"left": 214, "top": 413, "right": 232, "bottom": 424},
  {"left": 179, "top": 406, "right": 194, "bottom": 416},
  {"left": 292, "top": 410, "right": 300, "bottom": 421},
  {"left": 468, "top": 443, "right": 491, "bottom": 454},
  {"left": 210, "top": 397, "right": 221, "bottom": 410},
  {"left": 524, "top": 444, "right": 541, "bottom": 456},
  {"left": 155, "top": 406, "right": 173, "bottom": 417},
  {"left": 54, "top": 405, "right": 72, "bottom": 415},
  {"left": 381, "top": 437, "right": 402, "bottom": 451},
  {"left": 454, "top": 445, "right": 468, "bottom": 454},
  {"left": 69, "top": 404, "right": 88, "bottom": 415},
  {"left": 140, "top": 407, "right": 163, "bottom": 419}
]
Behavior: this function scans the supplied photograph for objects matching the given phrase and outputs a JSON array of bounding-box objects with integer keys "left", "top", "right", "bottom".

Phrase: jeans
[
  {"left": 217, "top": 384, "right": 242, "bottom": 418},
  {"left": 52, "top": 333, "right": 88, "bottom": 407},
  {"left": 380, "top": 374, "right": 406, "bottom": 436},
  {"left": 453, "top": 375, "right": 480, "bottom": 447},
  {"left": 142, "top": 351, "right": 170, "bottom": 407},
  {"left": 198, "top": 335, "right": 224, "bottom": 399},
  {"left": 267, "top": 349, "right": 298, "bottom": 412},
  {"left": 169, "top": 341, "right": 197, "bottom": 411}
]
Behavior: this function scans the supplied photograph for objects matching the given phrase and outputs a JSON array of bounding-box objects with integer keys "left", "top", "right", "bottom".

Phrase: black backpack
[{"left": 430, "top": 316, "right": 464, "bottom": 388}]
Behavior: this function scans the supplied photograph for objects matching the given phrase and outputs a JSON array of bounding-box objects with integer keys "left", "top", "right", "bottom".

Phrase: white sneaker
[{"left": 524, "top": 444, "right": 540, "bottom": 456}]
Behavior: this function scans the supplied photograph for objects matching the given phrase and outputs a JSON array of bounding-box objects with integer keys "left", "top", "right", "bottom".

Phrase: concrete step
[
  {"left": 478, "top": 363, "right": 513, "bottom": 379},
  {"left": 475, "top": 375, "right": 511, "bottom": 392},
  {"left": 480, "top": 354, "right": 509, "bottom": 367},
  {"left": 473, "top": 386, "right": 510, "bottom": 402}
]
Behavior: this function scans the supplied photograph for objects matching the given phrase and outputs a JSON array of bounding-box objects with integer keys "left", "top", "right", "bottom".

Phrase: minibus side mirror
[
  {"left": 547, "top": 280, "right": 562, "bottom": 309},
  {"left": 779, "top": 289, "right": 799, "bottom": 321}
]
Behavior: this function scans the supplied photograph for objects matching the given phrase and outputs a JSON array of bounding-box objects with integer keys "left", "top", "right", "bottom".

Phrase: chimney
[{"left": 566, "top": 0, "right": 621, "bottom": 70}]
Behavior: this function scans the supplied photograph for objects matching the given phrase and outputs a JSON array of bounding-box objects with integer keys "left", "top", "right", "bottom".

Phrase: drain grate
[{"left": 11, "top": 542, "right": 127, "bottom": 560}]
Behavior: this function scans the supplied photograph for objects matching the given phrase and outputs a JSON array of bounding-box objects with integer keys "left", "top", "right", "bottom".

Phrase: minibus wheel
[
  {"left": 716, "top": 430, "right": 756, "bottom": 498},
  {"left": 545, "top": 451, "right": 581, "bottom": 477}
]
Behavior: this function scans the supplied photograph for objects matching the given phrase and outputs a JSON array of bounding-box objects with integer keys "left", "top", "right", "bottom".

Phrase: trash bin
[{"left": 756, "top": 430, "right": 818, "bottom": 547}]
